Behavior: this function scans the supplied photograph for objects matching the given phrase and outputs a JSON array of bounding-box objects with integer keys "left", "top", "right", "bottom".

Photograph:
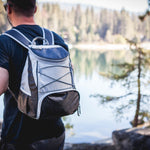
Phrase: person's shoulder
[
  {"left": 0, "top": 33, "right": 12, "bottom": 48},
  {"left": 0, "top": 33, "right": 10, "bottom": 41},
  {"left": 52, "top": 31, "right": 69, "bottom": 51},
  {"left": 0, "top": 30, "right": 16, "bottom": 54},
  {"left": 52, "top": 31, "right": 64, "bottom": 42},
  {"left": 0, "top": 30, "right": 15, "bottom": 43}
]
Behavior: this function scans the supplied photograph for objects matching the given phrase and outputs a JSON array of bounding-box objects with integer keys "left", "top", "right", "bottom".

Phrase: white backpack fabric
[{"left": 4, "top": 28, "right": 80, "bottom": 119}]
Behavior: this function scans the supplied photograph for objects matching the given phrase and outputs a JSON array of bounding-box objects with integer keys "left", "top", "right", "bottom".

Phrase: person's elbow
[
  {"left": 0, "top": 84, "right": 8, "bottom": 96},
  {"left": 0, "top": 67, "right": 9, "bottom": 95}
]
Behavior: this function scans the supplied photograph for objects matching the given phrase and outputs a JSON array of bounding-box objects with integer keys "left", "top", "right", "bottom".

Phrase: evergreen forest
[{"left": 0, "top": 2, "right": 150, "bottom": 44}]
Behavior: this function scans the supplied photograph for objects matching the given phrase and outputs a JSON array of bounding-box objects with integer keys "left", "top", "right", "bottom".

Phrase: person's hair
[{"left": 7, "top": 0, "right": 36, "bottom": 17}]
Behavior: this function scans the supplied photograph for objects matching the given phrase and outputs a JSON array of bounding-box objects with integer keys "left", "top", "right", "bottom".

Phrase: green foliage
[
  {"left": 111, "top": 63, "right": 135, "bottom": 80},
  {"left": 34, "top": 4, "right": 150, "bottom": 43},
  {"left": 0, "top": 0, "right": 8, "bottom": 34},
  {"left": 62, "top": 117, "right": 73, "bottom": 130},
  {"left": 113, "top": 34, "right": 127, "bottom": 44},
  {"left": 0, "top": 0, "right": 4, "bottom": 13},
  {"left": 91, "top": 44, "right": 150, "bottom": 127},
  {"left": 70, "top": 49, "right": 131, "bottom": 79}
]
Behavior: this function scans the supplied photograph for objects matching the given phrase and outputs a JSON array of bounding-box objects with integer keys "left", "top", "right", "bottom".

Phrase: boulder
[
  {"left": 64, "top": 143, "right": 116, "bottom": 150},
  {"left": 112, "top": 127, "right": 150, "bottom": 150}
]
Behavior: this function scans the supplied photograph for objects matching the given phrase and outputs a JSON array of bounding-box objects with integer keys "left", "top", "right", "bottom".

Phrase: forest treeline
[{"left": 0, "top": 3, "right": 150, "bottom": 44}]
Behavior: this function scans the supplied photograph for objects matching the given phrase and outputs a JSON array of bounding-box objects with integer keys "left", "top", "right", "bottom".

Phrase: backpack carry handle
[{"left": 31, "top": 37, "right": 49, "bottom": 46}]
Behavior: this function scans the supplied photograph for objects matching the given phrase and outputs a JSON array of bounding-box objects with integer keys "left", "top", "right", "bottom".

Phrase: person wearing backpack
[{"left": 0, "top": 0, "right": 80, "bottom": 149}]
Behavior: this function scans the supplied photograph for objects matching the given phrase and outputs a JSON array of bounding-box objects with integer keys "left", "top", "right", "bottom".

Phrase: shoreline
[{"left": 70, "top": 42, "right": 150, "bottom": 51}]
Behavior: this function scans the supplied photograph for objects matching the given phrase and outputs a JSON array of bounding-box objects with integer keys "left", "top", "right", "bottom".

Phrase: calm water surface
[{"left": 0, "top": 49, "right": 134, "bottom": 143}]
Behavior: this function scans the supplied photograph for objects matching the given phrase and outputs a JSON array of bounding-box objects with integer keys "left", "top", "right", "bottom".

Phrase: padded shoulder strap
[
  {"left": 3, "top": 29, "right": 31, "bottom": 50},
  {"left": 4, "top": 28, "right": 54, "bottom": 48}
]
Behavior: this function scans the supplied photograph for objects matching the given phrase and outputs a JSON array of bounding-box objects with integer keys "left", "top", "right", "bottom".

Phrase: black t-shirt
[{"left": 0, "top": 25, "right": 67, "bottom": 144}]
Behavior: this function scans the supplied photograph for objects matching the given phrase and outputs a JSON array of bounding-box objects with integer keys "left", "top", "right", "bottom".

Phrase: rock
[
  {"left": 64, "top": 143, "right": 116, "bottom": 150},
  {"left": 64, "top": 138, "right": 116, "bottom": 150},
  {"left": 112, "top": 127, "right": 150, "bottom": 150},
  {"left": 1, "top": 118, "right": 150, "bottom": 150}
]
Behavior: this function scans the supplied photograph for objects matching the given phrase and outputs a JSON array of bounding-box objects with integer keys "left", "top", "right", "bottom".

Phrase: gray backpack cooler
[{"left": 4, "top": 28, "right": 80, "bottom": 119}]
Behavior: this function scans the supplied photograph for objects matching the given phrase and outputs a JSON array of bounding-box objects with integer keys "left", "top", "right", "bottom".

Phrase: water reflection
[{"left": 70, "top": 49, "right": 132, "bottom": 77}]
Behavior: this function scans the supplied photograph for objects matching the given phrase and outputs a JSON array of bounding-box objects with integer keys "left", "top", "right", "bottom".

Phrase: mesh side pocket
[{"left": 18, "top": 90, "right": 38, "bottom": 119}]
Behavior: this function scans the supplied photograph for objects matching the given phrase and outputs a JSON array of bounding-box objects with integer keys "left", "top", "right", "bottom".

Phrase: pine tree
[{"left": 91, "top": 41, "right": 150, "bottom": 127}]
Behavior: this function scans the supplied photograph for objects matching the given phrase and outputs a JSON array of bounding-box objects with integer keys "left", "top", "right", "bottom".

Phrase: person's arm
[
  {"left": 0, "top": 67, "right": 9, "bottom": 95},
  {"left": 0, "top": 36, "right": 10, "bottom": 95}
]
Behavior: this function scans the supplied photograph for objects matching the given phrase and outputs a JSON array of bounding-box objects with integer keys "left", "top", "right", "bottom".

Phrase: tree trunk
[{"left": 133, "top": 49, "right": 142, "bottom": 127}]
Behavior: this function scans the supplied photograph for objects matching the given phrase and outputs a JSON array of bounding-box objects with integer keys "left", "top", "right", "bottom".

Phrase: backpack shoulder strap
[
  {"left": 4, "top": 28, "right": 54, "bottom": 47},
  {"left": 3, "top": 29, "right": 31, "bottom": 50}
]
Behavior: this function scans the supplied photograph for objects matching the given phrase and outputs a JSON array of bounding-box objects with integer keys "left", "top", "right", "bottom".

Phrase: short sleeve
[{"left": 0, "top": 36, "right": 9, "bottom": 71}]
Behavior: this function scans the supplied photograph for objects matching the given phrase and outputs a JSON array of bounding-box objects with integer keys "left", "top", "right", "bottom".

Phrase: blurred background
[{"left": 0, "top": 0, "right": 150, "bottom": 144}]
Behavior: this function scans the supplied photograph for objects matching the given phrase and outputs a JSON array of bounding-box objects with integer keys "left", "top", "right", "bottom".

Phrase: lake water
[
  {"left": 65, "top": 49, "right": 134, "bottom": 143},
  {"left": 0, "top": 49, "right": 135, "bottom": 143}
]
